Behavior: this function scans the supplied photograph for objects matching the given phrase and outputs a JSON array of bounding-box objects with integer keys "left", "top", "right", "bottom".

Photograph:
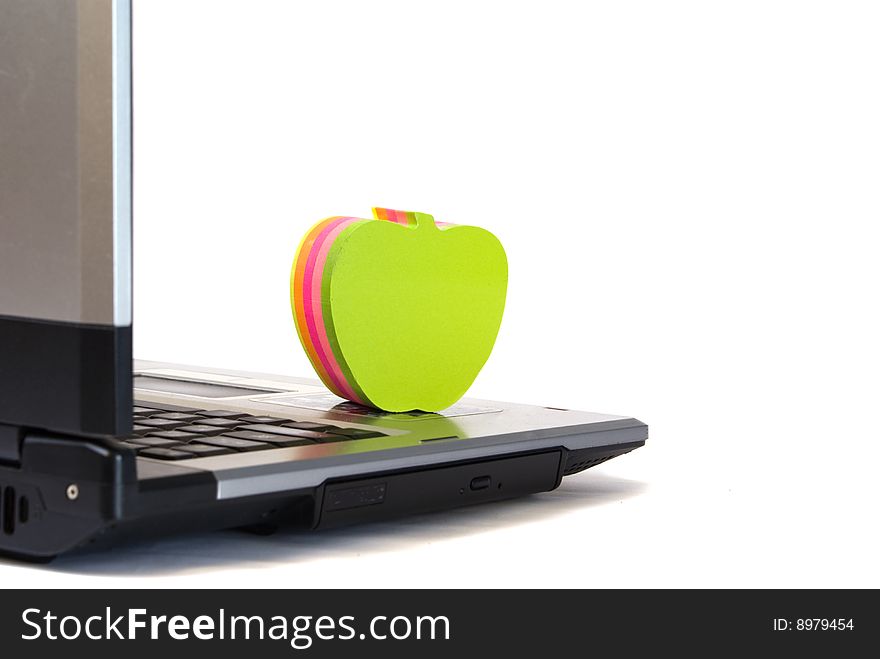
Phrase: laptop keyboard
[{"left": 124, "top": 400, "right": 389, "bottom": 461}]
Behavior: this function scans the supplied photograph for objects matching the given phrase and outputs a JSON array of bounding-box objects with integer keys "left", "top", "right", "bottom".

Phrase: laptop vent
[
  {"left": 0, "top": 485, "right": 29, "bottom": 535},
  {"left": 563, "top": 455, "right": 614, "bottom": 476}
]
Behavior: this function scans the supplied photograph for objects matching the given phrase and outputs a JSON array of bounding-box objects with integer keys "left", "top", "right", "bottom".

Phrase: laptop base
[{"left": 0, "top": 429, "right": 642, "bottom": 561}]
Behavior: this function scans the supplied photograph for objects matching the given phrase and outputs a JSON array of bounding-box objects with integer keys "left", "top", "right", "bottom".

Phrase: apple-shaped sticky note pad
[{"left": 290, "top": 208, "right": 507, "bottom": 412}]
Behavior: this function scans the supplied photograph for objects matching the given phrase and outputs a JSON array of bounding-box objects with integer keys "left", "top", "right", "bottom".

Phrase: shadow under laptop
[{"left": 41, "top": 471, "right": 646, "bottom": 577}]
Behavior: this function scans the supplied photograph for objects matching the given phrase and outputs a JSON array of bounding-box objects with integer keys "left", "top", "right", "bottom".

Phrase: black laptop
[{"left": 0, "top": 0, "right": 647, "bottom": 561}]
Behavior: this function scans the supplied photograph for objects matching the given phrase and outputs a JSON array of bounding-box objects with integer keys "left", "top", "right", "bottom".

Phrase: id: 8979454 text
[{"left": 772, "top": 618, "right": 854, "bottom": 632}]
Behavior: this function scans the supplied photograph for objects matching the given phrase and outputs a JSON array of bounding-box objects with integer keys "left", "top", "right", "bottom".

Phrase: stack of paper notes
[{"left": 290, "top": 208, "right": 508, "bottom": 412}]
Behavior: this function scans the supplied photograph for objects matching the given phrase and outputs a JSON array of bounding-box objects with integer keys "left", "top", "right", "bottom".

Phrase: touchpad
[{"left": 258, "top": 393, "right": 501, "bottom": 420}]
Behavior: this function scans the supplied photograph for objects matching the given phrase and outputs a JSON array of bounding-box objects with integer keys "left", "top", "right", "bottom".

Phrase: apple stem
[
  {"left": 413, "top": 212, "right": 438, "bottom": 231},
  {"left": 371, "top": 207, "right": 438, "bottom": 231}
]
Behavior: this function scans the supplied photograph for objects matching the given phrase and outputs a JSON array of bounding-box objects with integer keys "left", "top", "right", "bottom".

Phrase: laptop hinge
[{"left": 0, "top": 424, "right": 24, "bottom": 466}]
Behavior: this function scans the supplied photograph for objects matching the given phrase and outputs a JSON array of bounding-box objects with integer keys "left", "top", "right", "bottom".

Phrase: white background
[{"left": 4, "top": 0, "right": 880, "bottom": 587}]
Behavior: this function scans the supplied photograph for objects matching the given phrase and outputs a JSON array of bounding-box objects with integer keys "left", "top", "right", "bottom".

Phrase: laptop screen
[
  {"left": 0, "top": 0, "right": 133, "bottom": 437},
  {"left": 0, "top": 0, "right": 131, "bottom": 328}
]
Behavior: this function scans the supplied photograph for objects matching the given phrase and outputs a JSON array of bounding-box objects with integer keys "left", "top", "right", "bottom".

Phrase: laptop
[{"left": 0, "top": 0, "right": 647, "bottom": 561}]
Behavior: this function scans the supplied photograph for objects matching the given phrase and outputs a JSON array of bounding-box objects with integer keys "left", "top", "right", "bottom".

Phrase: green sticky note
[{"left": 296, "top": 209, "right": 507, "bottom": 413}]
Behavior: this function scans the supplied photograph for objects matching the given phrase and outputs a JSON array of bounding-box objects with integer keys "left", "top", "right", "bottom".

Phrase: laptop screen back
[{"left": 0, "top": 0, "right": 132, "bottom": 437}]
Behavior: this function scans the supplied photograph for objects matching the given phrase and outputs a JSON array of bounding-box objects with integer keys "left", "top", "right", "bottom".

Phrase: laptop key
[
  {"left": 283, "top": 421, "right": 341, "bottom": 432},
  {"left": 238, "top": 424, "right": 337, "bottom": 441},
  {"left": 140, "top": 448, "right": 193, "bottom": 461},
  {"left": 327, "top": 427, "right": 387, "bottom": 439},
  {"left": 128, "top": 436, "right": 185, "bottom": 448},
  {"left": 176, "top": 424, "right": 229, "bottom": 436},
  {"left": 237, "top": 415, "right": 288, "bottom": 425},
  {"left": 133, "top": 406, "right": 158, "bottom": 416},
  {"left": 136, "top": 418, "right": 189, "bottom": 430},
  {"left": 191, "top": 417, "right": 243, "bottom": 428},
  {"left": 197, "top": 436, "right": 272, "bottom": 452},
  {"left": 223, "top": 431, "right": 315, "bottom": 448},
  {"left": 146, "top": 430, "right": 201, "bottom": 442},
  {"left": 196, "top": 410, "right": 248, "bottom": 419},
  {"left": 176, "top": 443, "right": 235, "bottom": 457},
  {"left": 152, "top": 412, "right": 201, "bottom": 423},
  {"left": 131, "top": 424, "right": 153, "bottom": 436}
]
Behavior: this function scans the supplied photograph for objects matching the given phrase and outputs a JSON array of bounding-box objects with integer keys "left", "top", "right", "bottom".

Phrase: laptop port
[{"left": 469, "top": 476, "right": 491, "bottom": 491}]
